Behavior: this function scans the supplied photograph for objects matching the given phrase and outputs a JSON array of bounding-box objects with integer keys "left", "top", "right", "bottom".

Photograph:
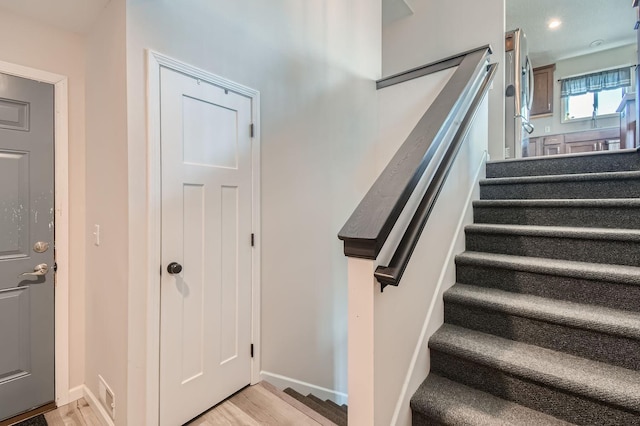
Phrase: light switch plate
[{"left": 93, "top": 224, "right": 100, "bottom": 246}]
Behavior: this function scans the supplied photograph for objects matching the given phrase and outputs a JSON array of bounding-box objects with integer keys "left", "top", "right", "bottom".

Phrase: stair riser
[
  {"left": 430, "top": 350, "right": 639, "bottom": 425},
  {"left": 473, "top": 205, "right": 640, "bottom": 229},
  {"left": 444, "top": 303, "right": 640, "bottom": 371},
  {"left": 283, "top": 388, "right": 347, "bottom": 426},
  {"left": 411, "top": 411, "right": 445, "bottom": 426},
  {"left": 465, "top": 232, "right": 640, "bottom": 267},
  {"left": 480, "top": 178, "right": 640, "bottom": 200},
  {"left": 486, "top": 151, "right": 640, "bottom": 178},
  {"left": 455, "top": 263, "right": 640, "bottom": 312},
  {"left": 307, "top": 394, "right": 348, "bottom": 425}
]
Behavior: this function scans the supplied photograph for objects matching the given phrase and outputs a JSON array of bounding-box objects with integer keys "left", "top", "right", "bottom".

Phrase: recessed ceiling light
[
  {"left": 548, "top": 19, "right": 562, "bottom": 29},
  {"left": 590, "top": 39, "right": 604, "bottom": 48}
]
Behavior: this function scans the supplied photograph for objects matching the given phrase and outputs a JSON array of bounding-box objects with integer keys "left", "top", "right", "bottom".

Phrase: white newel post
[{"left": 347, "top": 257, "right": 376, "bottom": 426}]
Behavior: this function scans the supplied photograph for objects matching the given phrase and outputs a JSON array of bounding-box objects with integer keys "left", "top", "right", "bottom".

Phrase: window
[
  {"left": 564, "top": 87, "right": 626, "bottom": 121},
  {"left": 560, "top": 67, "right": 631, "bottom": 122}
]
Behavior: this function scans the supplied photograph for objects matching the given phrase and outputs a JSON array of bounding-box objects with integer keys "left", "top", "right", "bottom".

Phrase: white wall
[
  {"left": 84, "top": 0, "right": 129, "bottom": 424},
  {"left": 382, "top": 0, "right": 506, "bottom": 160},
  {"left": 125, "top": 0, "right": 381, "bottom": 421},
  {"left": 531, "top": 44, "right": 636, "bottom": 137},
  {"left": 0, "top": 9, "right": 86, "bottom": 394}
]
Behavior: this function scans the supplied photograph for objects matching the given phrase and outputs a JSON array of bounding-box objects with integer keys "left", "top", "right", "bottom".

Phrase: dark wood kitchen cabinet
[
  {"left": 531, "top": 64, "right": 555, "bottom": 117},
  {"left": 542, "top": 134, "right": 564, "bottom": 155},
  {"left": 526, "top": 128, "right": 620, "bottom": 157}
]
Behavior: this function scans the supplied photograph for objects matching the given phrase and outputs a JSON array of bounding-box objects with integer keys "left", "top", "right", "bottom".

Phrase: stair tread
[
  {"left": 465, "top": 223, "right": 640, "bottom": 241},
  {"left": 480, "top": 170, "right": 640, "bottom": 185},
  {"left": 445, "top": 284, "right": 640, "bottom": 339},
  {"left": 430, "top": 324, "right": 640, "bottom": 412},
  {"left": 487, "top": 148, "right": 639, "bottom": 166},
  {"left": 473, "top": 198, "right": 640, "bottom": 207},
  {"left": 455, "top": 251, "right": 640, "bottom": 286},
  {"left": 412, "top": 374, "right": 573, "bottom": 426}
]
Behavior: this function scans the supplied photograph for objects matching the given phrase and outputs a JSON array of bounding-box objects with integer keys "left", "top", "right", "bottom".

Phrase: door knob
[
  {"left": 167, "top": 262, "right": 183, "bottom": 275},
  {"left": 20, "top": 263, "right": 49, "bottom": 277}
]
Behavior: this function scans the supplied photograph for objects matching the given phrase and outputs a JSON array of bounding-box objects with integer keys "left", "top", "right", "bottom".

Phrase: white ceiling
[
  {"left": 1, "top": 0, "right": 636, "bottom": 61},
  {"left": 0, "top": 0, "right": 111, "bottom": 34},
  {"left": 507, "top": 0, "right": 637, "bottom": 66}
]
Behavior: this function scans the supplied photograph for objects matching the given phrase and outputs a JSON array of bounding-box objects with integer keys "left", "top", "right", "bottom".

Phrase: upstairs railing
[{"left": 338, "top": 45, "right": 497, "bottom": 291}]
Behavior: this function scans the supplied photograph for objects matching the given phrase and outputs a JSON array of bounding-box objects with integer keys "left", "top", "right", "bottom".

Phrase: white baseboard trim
[
  {"left": 83, "top": 385, "right": 115, "bottom": 426},
  {"left": 389, "top": 150, "right": 488, "bottom": 426},
  {"left": 67, "top": 385, "right": 84, "bottom": 403},
  {"left": 260, "top": 371, "right": 348, "bottom": 405}
]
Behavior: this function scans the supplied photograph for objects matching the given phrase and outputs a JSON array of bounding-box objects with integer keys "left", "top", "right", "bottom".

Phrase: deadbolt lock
[{"left": 33, "top": 241, "right": 50, "bottom": 253}]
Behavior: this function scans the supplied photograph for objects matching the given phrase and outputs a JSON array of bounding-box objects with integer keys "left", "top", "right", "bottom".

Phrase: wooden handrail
[
  {"left": 338, "top": 46, "right": 493, "bottom": 260},
  {"left": 374, "top": 63, "right": 497, "bottom": 290}
]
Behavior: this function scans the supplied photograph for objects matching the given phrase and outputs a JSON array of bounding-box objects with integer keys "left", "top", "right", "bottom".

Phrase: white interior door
[{"left": 159, "top": 67, "right": 254, "bottom": 426}]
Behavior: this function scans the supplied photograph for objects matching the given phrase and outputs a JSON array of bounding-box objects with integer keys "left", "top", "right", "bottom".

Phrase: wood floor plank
[
  {"left": 259, "top": 382, "right": 337, "bottom": 426},
  {"left": 75, "top": 399, "right": 102, "bottom": 426},
  {"left": 229, "top": 384, "right": 321, "bottom": 426},
  {"left": 43, "top": 399, "right": 100, "bottom": 426},
  {"left": 188, "top": 401, "right": 261, "bottom": 426},
  {"left": 43, "top": 411, "right": 67, "bottom": 426},
  {"left": 44, "top": 402, "right": 84, "bottom": 426}
]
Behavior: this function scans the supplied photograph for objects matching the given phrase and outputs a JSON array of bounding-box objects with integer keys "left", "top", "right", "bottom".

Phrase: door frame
[
  {"left": 146, "top": 50, "right": 262, "bottom": 425},
  {"left": 0, "top": 60, "right": 71, "bottom": 407}
]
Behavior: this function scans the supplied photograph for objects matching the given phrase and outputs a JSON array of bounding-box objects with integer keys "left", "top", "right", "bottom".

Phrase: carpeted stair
[
  {"left": 411, "top": 149, "right": 640, "bottom": 425},
  {"left": 283, "top": 388, "right": 348, "bottom": 426}
]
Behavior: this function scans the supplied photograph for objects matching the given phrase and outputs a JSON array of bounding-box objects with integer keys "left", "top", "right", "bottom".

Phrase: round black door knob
[{"left": 167, "top": 262, "right": 183, "bottom": 275}]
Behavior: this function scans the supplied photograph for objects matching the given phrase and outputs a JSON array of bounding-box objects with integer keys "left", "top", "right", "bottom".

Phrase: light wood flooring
[
  {"left": 187, "top": 382, "right": 337, "bottom": 426},
  {"left": 43, "top": 398, "right": 101, "bottom": 426},
  {"left": 32, "top": 382, "right": 336, "bottom": 426}
]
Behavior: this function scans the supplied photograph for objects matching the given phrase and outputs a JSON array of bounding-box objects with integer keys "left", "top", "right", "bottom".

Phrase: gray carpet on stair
[
  {"left": 430, "top": 349, "right": 639, "bottom": 425},
  {"left": 444, "top": 286, "right": 640, "bottom": 370},
  {"left": 429, "top": 324, "right": 640, "bottom": 410},
  {"left": 473, "top": 198, "right": 640, "bottom": 229},
  {"left": 486, "top": 148, "right": 640, "bottom": 178},
  {"left": 456, "top": 251, "right": 640, "bottom": 286},
  {"left": 411, "top": 374, "right": 572, "bottom": 426},
  {"left": 412, "top": 150, "right": 640, "bottom": 425},
  {"left": 456, "top": 256, "right": 640, "bottom": 312},
  {"left": 465, "top": 224, "right": 640, "bottom": 267},
  {"left": 445, "top": 284, "right": 640, "bottom": 339},
  {"left": 480, "top": 170, "right": 640, "bottom": 200}
]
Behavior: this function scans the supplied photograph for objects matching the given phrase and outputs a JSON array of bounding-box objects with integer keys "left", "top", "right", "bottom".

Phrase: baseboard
[
  {"left": 67, "top": 385, "right": 84, "bottom": 403},
  {"left": 82, "top": 385, "right": 115, "bottom": 426},
  {"left": 260, "top": 371, "right": 348, "bottom": 405},
  {"left": 390, "top": 150, "right": 488, "bottom": 426}
]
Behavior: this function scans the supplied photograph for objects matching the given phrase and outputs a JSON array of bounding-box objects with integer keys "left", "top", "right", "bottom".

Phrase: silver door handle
[{"left": 20, "top": 263, "right": 49, "bottom": 277}]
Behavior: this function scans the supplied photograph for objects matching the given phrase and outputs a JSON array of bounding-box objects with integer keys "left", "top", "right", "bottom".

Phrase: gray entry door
[{"left": 0, "top": 72, "right": 55, "bottom": 421}]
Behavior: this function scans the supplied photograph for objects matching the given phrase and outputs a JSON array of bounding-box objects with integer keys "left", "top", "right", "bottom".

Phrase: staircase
[
  {"left": 283, "top": 388, "right": 348, "bottom": 426},
  {"left": 410, "top": 149, "right": 640, "bottom": 425}
]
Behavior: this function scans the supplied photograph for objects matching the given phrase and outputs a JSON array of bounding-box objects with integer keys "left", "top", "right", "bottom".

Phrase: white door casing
[{"left": 149, "top": 53, "right": 261, "bottom": 426}]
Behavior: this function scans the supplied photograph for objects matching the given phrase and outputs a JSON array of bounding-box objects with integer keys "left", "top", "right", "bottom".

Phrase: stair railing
[{"left": 338, "top": 46, "right": 496, "bottom": 291}]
